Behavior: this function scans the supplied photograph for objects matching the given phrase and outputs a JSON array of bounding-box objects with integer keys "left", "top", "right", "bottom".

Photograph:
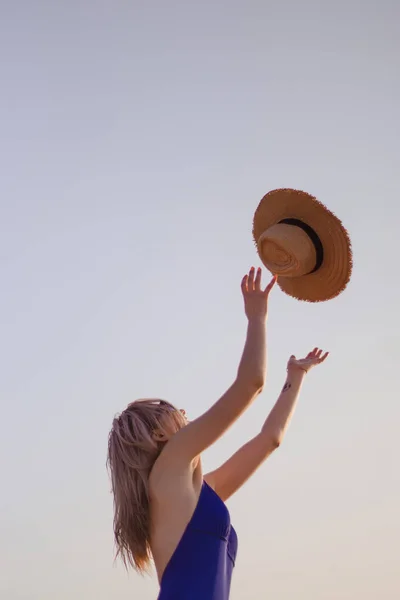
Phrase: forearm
[
  {"left": 237, "top": 317, "right": 266, "bottom": 390},
  {"left": 167, "top": 318, "right": 267, "bottom": 462},
  {"left": 261, "top": 369, "right": 306, "bottom": 445}
]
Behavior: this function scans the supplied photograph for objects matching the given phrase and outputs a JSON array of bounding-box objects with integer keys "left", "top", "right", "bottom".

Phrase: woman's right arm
[{"left": 160, "top": 268, "right": 276, "bottom": 467}]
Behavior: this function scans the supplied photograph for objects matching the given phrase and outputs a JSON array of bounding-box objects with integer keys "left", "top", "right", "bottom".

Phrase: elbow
[
  {"left": 271, "top": 436, "right": 282, "bottom": 449},
  {"left": 236, "top": 373, "right": 265, "bottom": 395},
  {"left": 261, "top": 430, "right": 283, "bottom": 450},
  {"left": 254, "top": 379, "right": 265, "bottom": 394},
  {"left": 250, "top": 375, "right": 266, "bottom": 394}
]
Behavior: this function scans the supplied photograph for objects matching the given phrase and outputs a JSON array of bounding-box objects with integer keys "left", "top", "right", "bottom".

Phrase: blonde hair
[{"left": 107, "top": 399, "right": 186, "bottom": 573}]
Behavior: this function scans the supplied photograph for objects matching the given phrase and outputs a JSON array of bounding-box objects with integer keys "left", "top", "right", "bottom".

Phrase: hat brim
[{"left": 253, "top": 189, "right": 352, "bottom": 302}]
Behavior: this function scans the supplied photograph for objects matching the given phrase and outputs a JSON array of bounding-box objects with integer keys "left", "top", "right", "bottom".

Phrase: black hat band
[{"left": 278, "top": 218, "right": 324, "bottom": 274}]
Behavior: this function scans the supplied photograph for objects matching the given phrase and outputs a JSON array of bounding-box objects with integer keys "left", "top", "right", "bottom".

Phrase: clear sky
[{"left": 1, "top": 2, "right": 399, "bottom": 599}]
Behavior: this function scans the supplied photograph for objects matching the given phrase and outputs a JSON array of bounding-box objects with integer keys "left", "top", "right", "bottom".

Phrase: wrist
[
  {"left": 247, "top": 314, "right": 267, "bottom": 325},
  {"left": 286, "top": 366, "right": 307, "bottom": 380}
]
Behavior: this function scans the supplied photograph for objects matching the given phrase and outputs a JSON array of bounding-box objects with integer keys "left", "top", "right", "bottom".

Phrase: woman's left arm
[{"left": 204, "top": 348, "right": 328, "bottom": 501}]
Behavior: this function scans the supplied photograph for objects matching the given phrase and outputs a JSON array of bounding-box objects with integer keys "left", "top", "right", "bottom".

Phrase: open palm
[
  {"left": 288, "top": 347, "right": 329, "bottom": 374},
  {"left": 241, "top": 267, "right": 277, "bottom": 321}
]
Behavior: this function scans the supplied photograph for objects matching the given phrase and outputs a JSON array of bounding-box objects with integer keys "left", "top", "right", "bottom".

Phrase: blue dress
[{"left": 158, "top": 480, "right": 238, "bottom": 600}]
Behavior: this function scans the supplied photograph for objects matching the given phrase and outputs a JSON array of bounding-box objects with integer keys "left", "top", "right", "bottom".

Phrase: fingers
[
  {"left": 248, "top": 267, "right": 255, "bottom": 291},
  {"left": 254, "top": 267, "right": 262, "bottom": 291},
  {"left": 241, "top": 274, "right": 248, "bottom": 294},
  {"left": 264, "top": 274, "right": 277, "bottom": 295},
  {"left": 308, "top": 348, "right": 329, "bottom": 363},
  {"left": 291, "top": 347, "right": 329, "bottom": 367},
  {"left": 242, "top": 268, "right": 276, "bottom": 295},
  {"left": 242, "top": 267, "right": 260, "bottom": 293}
]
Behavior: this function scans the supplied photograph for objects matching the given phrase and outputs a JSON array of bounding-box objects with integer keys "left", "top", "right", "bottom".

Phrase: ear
[{"left": 152, "top": 429, "right": 168, "bottom": 442}]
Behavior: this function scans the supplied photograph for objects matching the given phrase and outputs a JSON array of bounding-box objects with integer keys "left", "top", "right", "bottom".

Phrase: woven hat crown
[{"left": 252, "top": 188, "right": 352, "bottom": 302}]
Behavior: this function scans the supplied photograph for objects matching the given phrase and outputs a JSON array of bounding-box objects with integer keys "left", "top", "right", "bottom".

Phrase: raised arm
[
  {"left": 159, "top": 267, "right": 276, "bottom": 468},
  {"left": 259, "top": 351, "right": 328, "bottom": 445},
  {"left": 205, "top": 348, "right": 329, "bottom": 501}
]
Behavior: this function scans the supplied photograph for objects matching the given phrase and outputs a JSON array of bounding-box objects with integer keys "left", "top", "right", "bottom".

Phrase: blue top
[{"left": 158, "top": 480, "right": 238, "bottom": 600}]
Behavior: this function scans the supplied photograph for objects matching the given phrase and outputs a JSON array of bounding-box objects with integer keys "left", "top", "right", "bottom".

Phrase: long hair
[{"left": 107, "top": 399, "right": 186, "bottom": 573}]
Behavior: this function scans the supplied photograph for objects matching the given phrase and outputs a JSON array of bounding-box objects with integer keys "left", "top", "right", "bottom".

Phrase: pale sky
[{"left": 1, "top": 2, "right": 399, "bottom": 599}]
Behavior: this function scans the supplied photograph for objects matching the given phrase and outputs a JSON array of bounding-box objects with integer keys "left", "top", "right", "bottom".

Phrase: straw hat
[{"left": 253, "top": 188, "right": 352, "bottom": 302}]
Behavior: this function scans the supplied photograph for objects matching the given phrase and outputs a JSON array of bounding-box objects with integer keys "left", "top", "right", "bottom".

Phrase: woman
[{"left": 107, "top": 267, "right": 328, "bottom": 599}]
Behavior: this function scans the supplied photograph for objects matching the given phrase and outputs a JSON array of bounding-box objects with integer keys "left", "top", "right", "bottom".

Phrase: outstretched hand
[
  {"left": 241, "top": 267, "right": 277, "bottom": 322},
  {"left": 287, "top": 348, "right": 329, "bottom": 374}
]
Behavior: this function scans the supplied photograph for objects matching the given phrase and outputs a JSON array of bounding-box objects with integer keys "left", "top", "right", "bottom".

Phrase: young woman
[{"left": 107, "top": 267, "right": 328, "bottom": 599}]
